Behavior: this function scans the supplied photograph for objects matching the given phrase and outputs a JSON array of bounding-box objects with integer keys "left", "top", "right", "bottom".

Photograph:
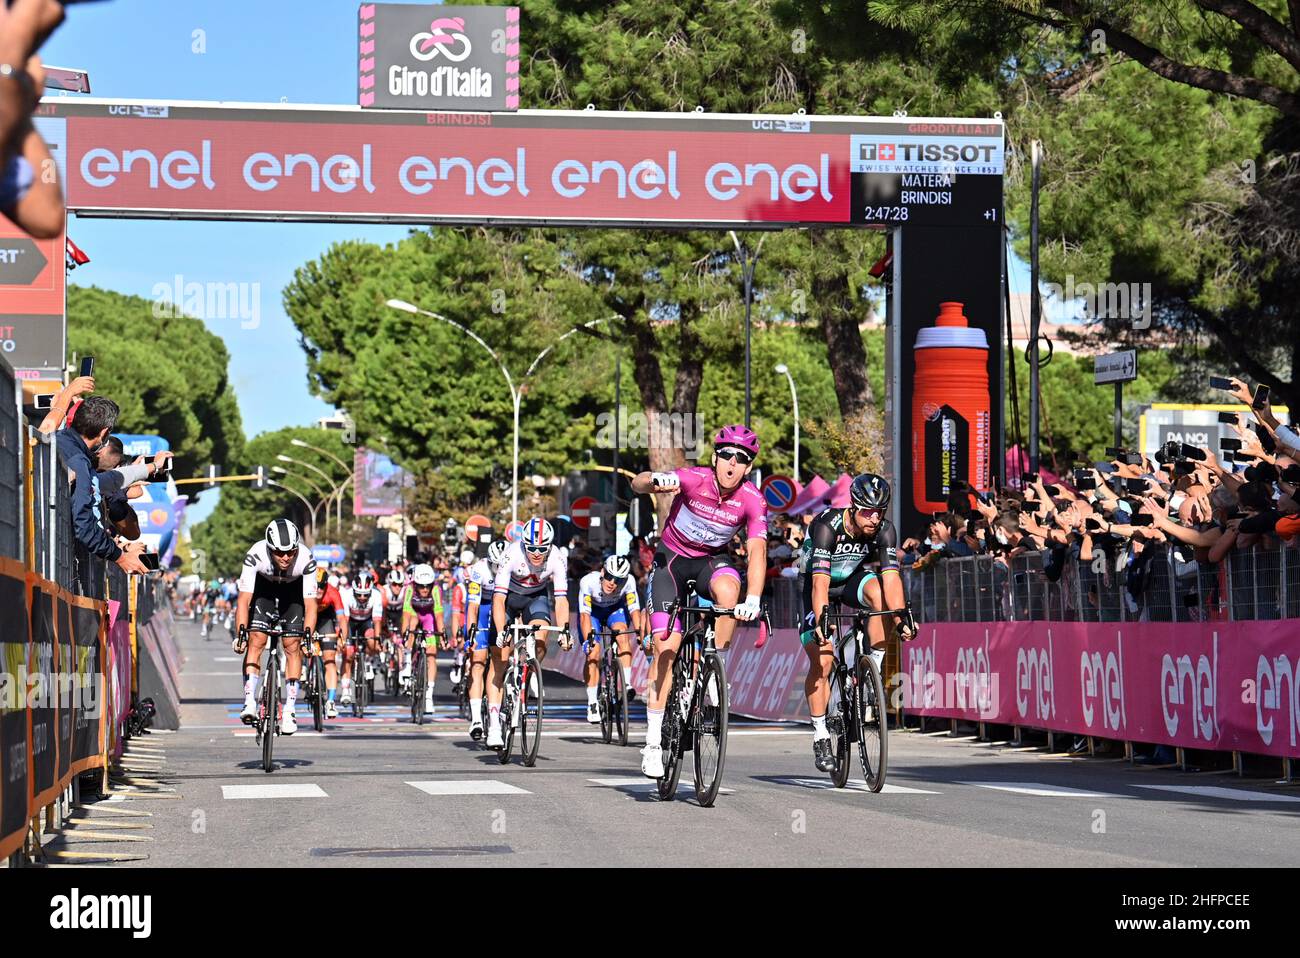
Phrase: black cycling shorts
[
  {"left": 647, "top": 549, "right": 742, "bottom": 633},
  {"left": 249, "top": 580, "right": 305, "bottom": 637}
]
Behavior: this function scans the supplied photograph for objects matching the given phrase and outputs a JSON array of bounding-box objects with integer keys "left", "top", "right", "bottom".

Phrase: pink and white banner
[
  {"left": 901, "top": 620, "right": 1300, "bottom": 760},
  {"left": 542, "top": 618, "right": 810, "bottom": 723},
  {"left": 104, "top": 599, "right": 132, "bottom": 761}
]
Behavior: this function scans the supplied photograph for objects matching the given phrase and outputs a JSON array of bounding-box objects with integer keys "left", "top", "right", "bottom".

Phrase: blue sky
[
  {"left": 44, "top": 1, "right": 417, "bottom": 523},
  {"left": 42, "top": 0, "right": 1041, "bottom": 525}
]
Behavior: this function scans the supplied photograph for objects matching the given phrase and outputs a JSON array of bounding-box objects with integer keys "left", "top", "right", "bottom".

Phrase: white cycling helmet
[
  {"left": 460, "top": 549, "right": 475, "bottom": 566},
  {"left": 411, "top": 564, "right": 436, "bottom": 587},
  {"left": 265, "top": 518, "right": 300, "bottom": 553},
  {"left": 602, "top": 555, "right": 631, "bottom": 582},
  {"left": 522, "top": 517, "right": 554, "bottom": 550},
  {"left": 487, "top": 540, "right": 509, "bottom": 567},
  {"left": 386, "top": 568, "right": 405, "bottom": 586},
  {"left": 327, "top": 574, "right": 340, "bottom": 589},
  {"left": 353, "top": 571, "right": 374, "bottom": 594}
]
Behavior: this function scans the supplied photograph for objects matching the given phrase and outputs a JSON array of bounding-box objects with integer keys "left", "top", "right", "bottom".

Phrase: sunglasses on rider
[
  {"left": 270, "top": 548, "right": 296, "bottom": 559},
  {"left": 854, "top": 507, "right": 883, "bottom": 522},
  {"left": 524, "top": 545, "right": 549, "bottom": 555},
  {"left": 716, "top": 447, "right": 753, "bottom": 465}
]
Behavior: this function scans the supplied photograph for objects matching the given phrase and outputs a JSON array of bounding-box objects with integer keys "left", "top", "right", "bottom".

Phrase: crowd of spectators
[
  {"left": 39, "top": 376, "right": 173, "bottom": 593},
  {"left": 901, "top": 376, "right": 1299, "bottom": 620}
]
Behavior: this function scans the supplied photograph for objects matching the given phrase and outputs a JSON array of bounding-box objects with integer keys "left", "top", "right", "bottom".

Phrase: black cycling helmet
[{"left": 849, "top": 473, "right": 891, "bottom": 510}]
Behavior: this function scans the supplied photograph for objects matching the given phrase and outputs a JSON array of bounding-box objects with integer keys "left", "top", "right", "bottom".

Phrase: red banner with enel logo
[{"left": 40, "top": 100, "right": 1003, "bottom": 230}]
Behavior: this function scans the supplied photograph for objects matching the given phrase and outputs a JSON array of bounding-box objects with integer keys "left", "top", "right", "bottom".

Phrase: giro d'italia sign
[{"left": 358, "top": 4, "right": 520, "bottom": 112}]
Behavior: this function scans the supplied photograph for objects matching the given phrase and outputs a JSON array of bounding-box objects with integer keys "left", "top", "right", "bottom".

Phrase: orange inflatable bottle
[{"left": 911, "top": 301, "right": 991, "bottom": 513}]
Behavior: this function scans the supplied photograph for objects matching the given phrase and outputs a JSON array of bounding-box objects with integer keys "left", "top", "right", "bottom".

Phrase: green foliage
[
  {"left": 66, "top": 285, "right": 245, "bottom": 480},
  {"left": 190, "top": 427, "right": 353, "bottom": 574}
]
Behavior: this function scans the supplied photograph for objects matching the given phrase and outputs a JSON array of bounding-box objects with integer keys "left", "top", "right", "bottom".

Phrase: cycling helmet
[
  {"left": 411, "top": 564, "right": 436, "bottom": 587},
  {"left": 849, "top": 473, "right": 891, "bottom": 511},
  {"left": 265, "top": 518, "right": 300, "bottom": 553},
  {"left": 327, "top": 574, "right": 340, "bottom": 589},
  {"left": 522, "top": 517, "right": 554, "bottom": 549},
  {"left": 353, "top": 571, "right": 374, "bottom": 594},
  {"left": 386, "top": 569, "right": 405, "bottom": 586},
  {"left": 487, "top": 540, "right": 509, "bottom": 567},
  {"left": 460, "top": 549, "right": 475, "bottom": 566},
  {"left": 713, "top": 424, "right": 759, "bottom": 456},
  {"left": 602, "top": 555, "right": 631, "bottom": 582},
  {"left": 445, "top": 517, "right": 458, "bottom": 529}
]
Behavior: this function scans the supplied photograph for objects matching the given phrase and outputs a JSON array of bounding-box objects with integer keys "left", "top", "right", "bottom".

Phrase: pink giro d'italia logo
[{"left": 409, "top": 17, "right": 473, "bottom": 62}]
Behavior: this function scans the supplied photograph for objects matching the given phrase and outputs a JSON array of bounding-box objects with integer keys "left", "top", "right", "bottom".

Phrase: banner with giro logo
[{"left": 359, "top": 4, "right": 520, "bottom": 112}]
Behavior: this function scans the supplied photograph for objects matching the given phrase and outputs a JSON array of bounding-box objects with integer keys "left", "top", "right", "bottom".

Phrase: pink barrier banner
[
  {"left": 105, "top": 615, "right": 131, "bottom": 761},
  {"left": 542, "top": 617, "right": 810, "bottom": 723},
  {"left": 901, "top": 620, "right": 1300, "bottom": 759}
]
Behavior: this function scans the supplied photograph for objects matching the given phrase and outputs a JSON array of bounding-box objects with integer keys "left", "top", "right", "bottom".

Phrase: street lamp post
[
  {"left": 277, "top": 453, "right": 346, "bottom": 537},
  {"left": 386, "top": 299, "right": 619, "bottom": 525},
  {"left": 774, "top": 363, "right": 800, "bottom": 480},
  {"left": 272, "top": 467, "right": 330, "bottom": 537},
  {"left": 268, "top": 480, "right": 315, "bottom": 541},
  {"left": 729, "top": 231, "right": 766, "bottom": 429},
  {"left": 290, "top": 437, "right": 353, "bottom": 536}
]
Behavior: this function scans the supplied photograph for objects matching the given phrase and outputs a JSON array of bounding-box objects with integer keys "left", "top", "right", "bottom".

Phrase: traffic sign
[
  {"left": 465, "top": 513, "right": 492, "bottom": 541},
  {"left": 761, "top": 474, "right": 798, "bottom": 512},
  {"left": 571, "top": 496, "right": 595, "bottom": 529},
  {"left": 504, "top": 520, "right": 525, "bottom": 542},
  {"left": 1094, "top": 350, "right": 1137, "bottom": 385}
]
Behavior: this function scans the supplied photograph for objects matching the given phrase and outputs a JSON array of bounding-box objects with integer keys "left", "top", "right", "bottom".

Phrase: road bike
[
  {"left": 452, "top": 631, "right": 474, "bottom": 721},
  {"left": 408, "top": 628, "right": 435, "bottom": 725},
  {"left": 346, "top": 623, "right": 376, "bottom": 718},
  {"left": 586, "top": 628, "right": 630, "bottom": 747},
  {"left": 300, "top": 631, "right": 327, "bottom": 732},
  {"left": 654, "top": 586, "right": 766, "bottom": 806},
  {"left": 817, "top": 604, "right": 913, "bottom": 791},
  {"left": 240, "top": 622, "right": 299, "bottom": 774},
  {"left": 496, "top": 622, "right": 563, "bottom": 767}
]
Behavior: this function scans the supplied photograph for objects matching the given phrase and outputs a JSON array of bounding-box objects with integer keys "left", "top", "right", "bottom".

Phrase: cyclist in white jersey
[
  {"left": 577, "top": 555, "right": 642, "bottom": 722},
  {"left": 234, "top": 520, "right": 318, "bottom": 734},
  {"left": 339, "top": 572, "right": 383, "bottom": 706},
  {"left": 461, "top": 540, "right": 508, "bottom": 740},
  {"left": 486, "top": 518, "right": 572, "bottom": 749}
]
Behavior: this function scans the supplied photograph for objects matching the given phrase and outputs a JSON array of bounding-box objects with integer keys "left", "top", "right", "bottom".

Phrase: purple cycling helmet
[{"left": 713, "top": 424, "right": 759, "bottom": 456}]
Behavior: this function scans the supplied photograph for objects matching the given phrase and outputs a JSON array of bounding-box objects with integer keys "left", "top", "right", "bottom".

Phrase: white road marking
[
  {"left": 1135, "top": 785, "right": 1300, "bottom": 804},
  {"left": 771, "top": 777, "right": 940, "bottom": 795},
  {"left": 586, "top": 777, "right": 735, "bottom": 795},
  {"left": 407, "top": 780, "right": 531, "bottom": 796},
  {"left": 221, "top": 784, "right": 328, "bottom": 799},
  {"left": 212, "top": 657, "right": 241, "bottom": 662},
  {"left": 958, "top": 781, "right": 1122, "bottom": 798}
]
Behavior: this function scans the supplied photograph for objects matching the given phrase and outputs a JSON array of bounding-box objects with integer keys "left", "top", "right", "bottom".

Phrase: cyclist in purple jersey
[{"left": 629, "top": 424, "right": 768, "bottom": 778}]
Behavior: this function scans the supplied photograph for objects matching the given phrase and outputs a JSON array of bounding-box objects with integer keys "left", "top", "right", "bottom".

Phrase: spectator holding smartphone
[{"left": 56, "top": 395, "right": 150, "bottom": 581}]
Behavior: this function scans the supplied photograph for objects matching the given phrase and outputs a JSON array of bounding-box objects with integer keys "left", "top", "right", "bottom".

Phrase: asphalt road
[{"left": 68, "top": 619, "right": 1300, "bottom": 868}]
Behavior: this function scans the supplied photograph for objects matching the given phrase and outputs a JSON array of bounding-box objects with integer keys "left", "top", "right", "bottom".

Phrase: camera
[
  {"left": 1180, "top": 443, "right": 1207, "bottom": 462},
  {"left": 1131, "top": 513, "right": 1155, "bottom": 526},
  {"left": 1074, "top": 469, "right": 1097, "bottom": 491},
  {"left": 1173, "top": 460, "right": 1196, "bottom": 476}
]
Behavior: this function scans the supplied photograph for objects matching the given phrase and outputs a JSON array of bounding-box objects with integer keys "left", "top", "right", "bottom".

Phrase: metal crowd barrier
[{"left": 906, "top": 544, "right": 1300, "bottom": 623}]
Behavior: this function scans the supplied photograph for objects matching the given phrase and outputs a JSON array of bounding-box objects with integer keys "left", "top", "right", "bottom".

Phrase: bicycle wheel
[
  {"left": 656, "top": 660, "right": 686, "bottom": 801},
  {"left": 411, "top": 652, "right": 426, "bottom": 725},
  {"left": 598, "top": 655, "right": 613, "bottom": 744},
  {"left": 692, "top": 652, "right": 728, "bottom": 807},
  {"left": 856, "top": 651, "right": 889, "bottom": 792},
  {"left": 262, "top": 655, "right": 278, "bottom": 773},
  {"left": 357, "top": 656, "right": 369, "bottom": 717},
  {"left": 612, "top": 659, "right": 629, "bottom": 747},
  {"left": 520, "top": 659, "right": 544, "bottom": 767},
  {"left": 311, "top": 657, "right": 325, "bottom": 733},
  {"left": 499, "top": 674, "right": 517, "bottom": 764},
  {"left": 827, "top": 664, "right": 851, "bottom": 789}
]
